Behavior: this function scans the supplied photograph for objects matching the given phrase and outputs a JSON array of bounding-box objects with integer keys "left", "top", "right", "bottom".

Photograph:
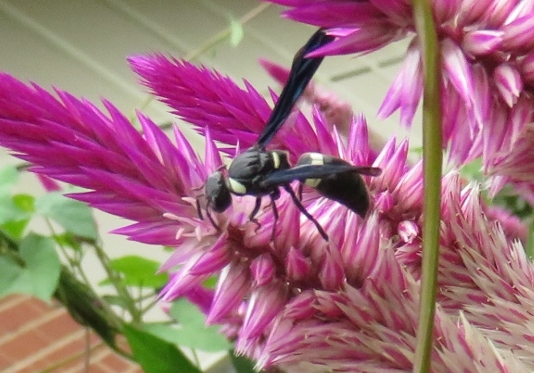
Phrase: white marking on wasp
[
  {"left": 304, "top": 153, "right": 324, "bottom": 187},
  {"left": 272, "top": 152, "right": 280, "bottom": 169},
  {"left": 309, "top": 152, "right": 324, "bottom": 165},
  {"left": 227, "top": 178, "right": 247, "bottom": 195},
  {"left": 304, "top": 178, "right": 321, "bottom": 187}
]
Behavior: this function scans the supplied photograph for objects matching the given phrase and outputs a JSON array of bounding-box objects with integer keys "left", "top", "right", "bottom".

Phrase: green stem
[
  {"left": 92, "top": 243, "right": 141, "bottom": 323},
  {"left": 412, "top": 1, "right": 443, "bottom": 373},
  {"left": 526, "top": 220, "right": 534, "bottom": 259}
]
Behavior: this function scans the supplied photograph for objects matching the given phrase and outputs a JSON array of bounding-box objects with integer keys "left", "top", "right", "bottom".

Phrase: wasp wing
[
  {"left": 255, "top": 29, "right": 334, "bottom": 148},
  {"left": 260, "top": 164, "right": 380, "bottom": 188}
]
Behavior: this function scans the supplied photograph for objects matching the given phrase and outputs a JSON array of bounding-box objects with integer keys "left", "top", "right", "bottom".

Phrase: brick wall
[{"left": 0, "top": 295, "right": 143, "bottom": 373}]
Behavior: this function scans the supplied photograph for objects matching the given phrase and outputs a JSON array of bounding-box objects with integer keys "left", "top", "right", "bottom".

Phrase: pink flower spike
[
  {"left": 36, "top": 174, "right": 61, "bottom": 192},
  {"left": 159, "top": 254, "right": 209, "bottom": 302},
  {"left": 433, "top": 0, "right": 463, "bottom": 23},
  {"left": 250, "top": 254, "right": 276, "bottom": 286},
  {"left": 441, "top": 38, "right": 476, "bottom": 112},
  {"left": 504, "top": 0, "right": 534, "bottom": 24},
  {"left": 399, "top": 43, "right": 423, "bottom": 127},
  {"left": 188, "top": 237, "right": 231, "bottom": 276},
  {"left": 520, "top": 53, "right": 534, "bottom": 83},
  {"left": 259, "top": 59, "right": 289, "bottom": 87},
  {"left": 369, "top": 0, "right": 413, "bottom": 26},
  {"left": 283, "top": 2, "right": 385, "bottom": 28},
  {"left": 282, "top": 290, "right": 317, "bottom": 320},
  {"left": 398, "top": 220, "right": 419, "bottom": 244},
  {"left": 206, "top": 262, "right": 251, "bottom": 324},
  {"left": 481, "top": 0, "right": 518, "bottom": 28},
  {"left": 462, "top": 30, "right": 504, "bottom": 56},
  {"left": 239, "top": 282, "right": 288, "bottom": 341},
  {"left": 318, "top": 245, "right": 345, "bottom": 291},
  {"left": 183, "top": 285, "right": 214, "bottom": 316},
  {"left": 458, "top": 0, "right": 493, "bottom": 25},
  {"left": 306, "top": 24, "right": 402, "bottom": 57},
  {"left": 285, "top": 247, "right": 312, "bottom": 282},
  {"left": 378, "top": 42, "right": 422, "bottom": 127},
  {"left": 502, "top": 13, "right": 534, "bottom": 51},
  {"left": 493, "top": 63, "right": 523, "bottom": 107}
]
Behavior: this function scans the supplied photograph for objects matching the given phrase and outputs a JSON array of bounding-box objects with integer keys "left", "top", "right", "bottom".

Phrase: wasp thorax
[{"left": 227, "top": 149, "right": 290, "bottom": 196}]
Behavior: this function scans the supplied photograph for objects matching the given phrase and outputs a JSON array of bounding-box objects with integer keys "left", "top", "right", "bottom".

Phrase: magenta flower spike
[
  {"left": 269, "top": 0, "right": 534, "bottom": 192},
  {"left": 1, "top": 52, "right": 534, "bottom": 371}
]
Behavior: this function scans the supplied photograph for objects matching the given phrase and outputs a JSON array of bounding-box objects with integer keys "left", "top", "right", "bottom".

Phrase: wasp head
[{"left": 205, "top": 171, "right": 232, "bottom": 213}]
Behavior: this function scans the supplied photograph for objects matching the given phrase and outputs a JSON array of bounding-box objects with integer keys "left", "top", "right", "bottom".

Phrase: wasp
[{"left": 199, "top": 29, "right": 381, "bottom": 241}]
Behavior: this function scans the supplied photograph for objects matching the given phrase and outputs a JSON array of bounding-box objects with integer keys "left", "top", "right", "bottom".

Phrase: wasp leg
[
  {"left": 298, "top": 183, "right": 304, "bottom": 201},
  {"left": 269, "top": 194, "right": 279, "bottom": 241},
  {"left": 249, "top": 197, "right": 263, "bottom": 232},
  {"left": 282, "top": 185, "right": 328, "bottom": 241}
]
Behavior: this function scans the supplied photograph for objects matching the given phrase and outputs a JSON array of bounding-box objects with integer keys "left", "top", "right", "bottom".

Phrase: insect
[{"left": 199, "top": 29, "right": 381, "bottom": 241}]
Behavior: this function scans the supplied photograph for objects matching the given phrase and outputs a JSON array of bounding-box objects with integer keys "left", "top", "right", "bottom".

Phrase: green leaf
[
  {"left": 101, "top": 294, "right": 131, "bottom": 310},
  {"left": 459, "top": 158, "right": 483, "bottom": 182},
  {"left": 13, "top": 194, "right": 35, "bottom": 213},
  {"left": 106, "top": 255, "right": 168, "bottom": 289},
  {"left": 35, "top": 192, "right": 97, "bottom": 239},
  {"left": 123, "top": 324, "right": 201, "bottom": 373},
  {"left": 144, "top": 322, "right": 231, "bottom": 352},
  {"left": 202, "top": 276, "right": 218, "bottom": 289},
  {"left": 52, "top": 233, "right": 82, "bottom": 252},
  {"left": 0, "top": 219, "right": 30, "bottom": 239},
  {"left": 170, "top": 298, "right": 206, "bottom": 326},
  {"left": 146, "top": 299, "right": 231, "bottom": 352},
  {"left": 230, "top": 349, "right": 256, "bottom": 373},
  {"left": 0, "top": 165, "right": 19, "bottom": 196},
  {"left": 229, "top": 19, "right": 244, "bottom": 46},
  {"left": 0, "top": 234, "right": 61, "bottom": 301},
  {"left": 0, "top": 195, "right": 31, "bottom": 224}
]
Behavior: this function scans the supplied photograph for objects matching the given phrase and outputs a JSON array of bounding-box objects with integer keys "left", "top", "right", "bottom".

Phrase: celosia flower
[
  {"left": 0, "top": 54, "right": 533, "bottom": 372},
  {"left": 269, "top": 0, "right": 534, "bottom": 193}
]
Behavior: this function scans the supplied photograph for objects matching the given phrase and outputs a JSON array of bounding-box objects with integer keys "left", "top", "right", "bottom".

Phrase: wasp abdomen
[{"left": 296, "top": 152, "right": 371, "bottom": 217}]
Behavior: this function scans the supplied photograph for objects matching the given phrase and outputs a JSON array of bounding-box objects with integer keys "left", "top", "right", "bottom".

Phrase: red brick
[
  {"left": 0, "top": 294, "right": 26, "bottom": 307},
  {"left": 41, "top": 337, "right": 113, "bottom": 371},
  {"left": 88, "top": 363, "right": 112, "bottom": 373},
  {"left": 100, "top": 351, "right": 134, "bottom": 371},
  {"left": 0, "top": 328, "right": 50, "bottom": 360},
  {"left": 35, "top": 310, "right": 81, "bottom": 342},
  {"left": 0, "top": 297, "right": 46, "bottom": 334},
  {"left": 0, "top": 352, "right": 14, "bottom": 371},
  {"left": 27, "top": 297, "right": 53, "bottom": 313},
  {"left": 15, "top": 362, "right": 53, "bottom": 373}
]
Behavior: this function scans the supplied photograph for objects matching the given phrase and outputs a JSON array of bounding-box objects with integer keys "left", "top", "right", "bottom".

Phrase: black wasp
[{"left": 198, "top": 29, "right": 382, "bottom": 241}]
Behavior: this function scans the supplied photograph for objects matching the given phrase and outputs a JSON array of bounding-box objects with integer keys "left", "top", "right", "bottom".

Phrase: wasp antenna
[
  {"left": 191, "top": 183, "right": 205, "bottom": 192},
  {"left": 248, "top": 197, "right": 263, "bottom": 222},
  {"left": 249, "top": 197, "right": 263, "bottom": 233},
  {"left": 205, "top": 208, "right": 221, "bottom": 231},
  {"left": 196, "top": 198, "right": 205, "bottom": 220}
]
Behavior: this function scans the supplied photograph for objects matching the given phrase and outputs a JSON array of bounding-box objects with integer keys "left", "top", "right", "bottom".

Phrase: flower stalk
[{"left": 412, "top": 1, "right": 442, "bottom": 372}]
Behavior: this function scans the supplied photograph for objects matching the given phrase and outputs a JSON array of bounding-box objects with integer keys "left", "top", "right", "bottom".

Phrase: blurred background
[{"left": 0, "top": 1, "right": 418, "bottom": 371}]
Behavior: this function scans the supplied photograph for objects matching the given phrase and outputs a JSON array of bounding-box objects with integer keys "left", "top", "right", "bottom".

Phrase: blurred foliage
[{"left": 0, "top": 165, "right": 238, "bottom": 372}]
